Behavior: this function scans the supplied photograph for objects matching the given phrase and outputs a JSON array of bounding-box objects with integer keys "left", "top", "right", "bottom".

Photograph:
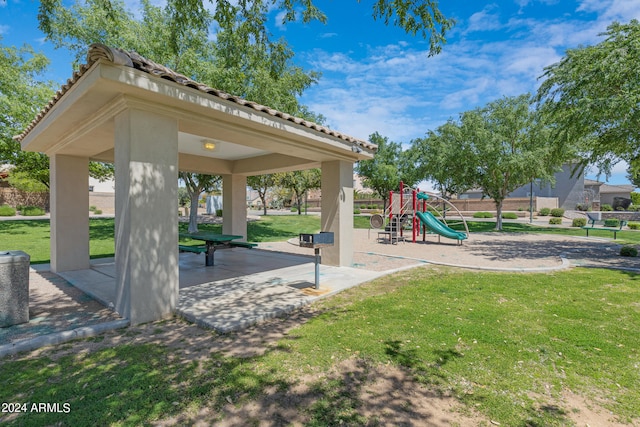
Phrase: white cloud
[
  {"left": 466, "top": 5, "right": 503, "bottom": 33},
  {"left": 274, "top": 10, "right": 288, "bottom": 30},
  {"left": 0, "top": 24, "right": 8, "bottom": 34},
  {"left": 299, "top": 1, "right": 640, "bottom": 146}
]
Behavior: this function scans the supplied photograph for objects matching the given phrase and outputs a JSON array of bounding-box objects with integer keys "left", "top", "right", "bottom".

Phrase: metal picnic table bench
[
  {"left": 178, "top": 231, "right": 257, "bottom": 266},
  {"left": 581, "top": 213, "right": 627, "bottom": 240}
]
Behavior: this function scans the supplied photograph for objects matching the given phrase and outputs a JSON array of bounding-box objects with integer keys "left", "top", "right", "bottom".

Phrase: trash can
[{"left": 0, "top": 251, "right": 30, "bottom": 327}]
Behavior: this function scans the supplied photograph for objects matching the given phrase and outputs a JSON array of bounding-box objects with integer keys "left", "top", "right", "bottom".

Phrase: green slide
[{"left": 415, "top": 211, "right": 468, "bottom": 241}]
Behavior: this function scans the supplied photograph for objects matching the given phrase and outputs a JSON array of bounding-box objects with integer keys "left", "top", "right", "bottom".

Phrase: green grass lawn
[
  {"left": 1, "top": 267, "right": 638, "bottom": 426},
  {"left": 0, "top": 216, "right": 324, "bottom": 264}
]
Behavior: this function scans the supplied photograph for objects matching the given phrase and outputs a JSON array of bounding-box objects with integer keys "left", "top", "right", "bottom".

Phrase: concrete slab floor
[{"left": 56, "top": 248, "right": 387, "bottom": 333}]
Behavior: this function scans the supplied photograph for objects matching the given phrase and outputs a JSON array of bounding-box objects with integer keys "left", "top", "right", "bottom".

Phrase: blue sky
[{"left": 2, "top": 0, "right": 640, "bottom": 185}]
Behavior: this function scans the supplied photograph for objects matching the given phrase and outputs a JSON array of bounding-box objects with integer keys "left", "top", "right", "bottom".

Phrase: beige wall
[{"left": 0, "top": 188, "right": 49, "bottom": 210}]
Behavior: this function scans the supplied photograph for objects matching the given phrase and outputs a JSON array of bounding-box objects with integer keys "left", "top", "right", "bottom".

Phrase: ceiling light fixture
[{"left": 201, "top": 139, "right": 216, "bottom": 151}]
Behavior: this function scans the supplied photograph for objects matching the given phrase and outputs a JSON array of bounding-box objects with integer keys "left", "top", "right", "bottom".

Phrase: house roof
[
  {"left": 599, "top": 183, "right": 636, "bottom": 193},
  {"left": 15, "top": 44, "right": 375, "bottom": 153}
]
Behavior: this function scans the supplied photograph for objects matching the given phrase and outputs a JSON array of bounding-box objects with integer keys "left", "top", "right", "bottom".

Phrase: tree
[
  {"left": 247, "top": 174, "right": 277, "bottom": 215},
  {"left": 460, "top": 94, "right": 562, "bottom": 230},
  {"left": 356, "top": 132, "right": 417, "bottom": 211},
  {"left": 411, "top": 120, "right": 476, "bottom": 198},
  {"left": 39, "top": 0, "right": 455, "bottom": 56},
  {"left": 0, "top": 41, "right": 54, "bottom": 188},
  {"left": 179, "top": 172, "right": 221, "bottom": 233},
  {"left": 536, "top": 20, "right": 640, "bottom": 174},
  {"left": 276, "top": 169, "right": 321, "bottom": 215}
]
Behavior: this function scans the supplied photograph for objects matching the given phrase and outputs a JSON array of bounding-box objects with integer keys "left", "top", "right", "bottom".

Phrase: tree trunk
[
  {"left": 495, "top": 199, "right": 503, "bottom": 231},
  {"left": 260, "top": 193, "right": 267, "bottom": 215},
  {"left": 296, "top": 194, "right": 303, "bottom": 215},
  {"left": 188, "top": 193, "right": 199, "bottom": 233}
]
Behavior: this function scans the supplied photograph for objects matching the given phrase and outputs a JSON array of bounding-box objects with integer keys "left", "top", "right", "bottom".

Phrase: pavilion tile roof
[{"left": 15, "top": 43, "right": 376, "bottom": 152}]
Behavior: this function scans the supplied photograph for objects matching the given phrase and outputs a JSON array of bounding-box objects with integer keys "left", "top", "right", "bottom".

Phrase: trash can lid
[{"left": 0, "top": 251, "right": 30, "bottom": 264}]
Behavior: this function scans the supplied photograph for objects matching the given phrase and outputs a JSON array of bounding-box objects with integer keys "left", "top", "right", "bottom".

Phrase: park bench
[
  {"left": 178, "top": 244, "right": 207, "bottom": 254},
  {"left": 229, "top": 241, "right": 258, "bottom": 249},
  {"left": 581, "top": 214, "right": 627, "bottom": 240}
]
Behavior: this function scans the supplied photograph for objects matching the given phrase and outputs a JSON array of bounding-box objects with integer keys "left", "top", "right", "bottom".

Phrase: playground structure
[{"left": 371, "top": 182, "right": 469, "bottom": 244}]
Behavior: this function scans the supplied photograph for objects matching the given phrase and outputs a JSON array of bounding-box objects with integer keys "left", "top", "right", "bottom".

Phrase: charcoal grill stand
[{"left": 299, "top": 232, "right": 334, "bottom": 290}]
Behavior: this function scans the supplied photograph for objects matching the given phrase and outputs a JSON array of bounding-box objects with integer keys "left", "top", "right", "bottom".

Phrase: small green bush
[
  {"left": 604, "top": 218, "right": 620, "bottom": 227},
  {"left": 353, "top": 209, "right": 361, "bottom": 214},
  {"left": 550, "top": 208, "right": 565, "bottom": 218},
  {"left": 360, "top": 204, "right": 367, "bottom": 210},
  {"left": 20, "top": 206, "right": 45, "bottom": 216},
  {"left": 501, "top": 212, "right": 518, "bottom": 219},
  {"left": 601, "top": 204, "right": 613, "bottom": 211},
  {"left": 216, "top": 209, "right": 223, "bottom": 216},
  {"left": 94, "top": 209, "right": 103, "bottom": 215},
  {"left": 538, "top": 207, "right": 551, "bottom": 216},
  {"left": 473, "top": 211, "right": 493, "bottom": 218},
  {"left": 628, "top": 222, "right": 640, "bottom": 230},
  {"left": 0, "top": 205, "right": 16, "bottom": 216},
  {"left": 620, "top": 245, "right": 638, "bottom": 257},
  {"left": 572, "top": 218, "right": 587, "bottom": 227},
  {"left": 89, "top": 205, "right": 97, "bottom": 212},
  {"left": 549, "top": 217, "right": 562, "bottom": 225},
  {"left": 368, "top": 204, "right": 377, "bottom": 209}
]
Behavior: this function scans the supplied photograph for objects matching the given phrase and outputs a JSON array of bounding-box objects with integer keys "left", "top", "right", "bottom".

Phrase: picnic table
[{"left": 179, "top": 231, "right": 243, "bottom": 266}]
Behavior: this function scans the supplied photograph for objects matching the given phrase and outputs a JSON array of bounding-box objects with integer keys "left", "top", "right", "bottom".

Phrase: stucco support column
[
  {"left": 222, "top": 174, "right": 247, "bottom": 239},
  {"left": 50, "top": 155, "right": 90, "bottom": 272},
  {"left": 321, "top": 161, "right": 354, "bottom": 266},
  {"left": 114, "top": 108, "right": 179, "bottom": 324}
]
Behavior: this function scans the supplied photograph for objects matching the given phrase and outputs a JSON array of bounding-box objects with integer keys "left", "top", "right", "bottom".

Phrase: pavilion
[{"left": 15, "top": 44, "right": 376, "bottom": 324}]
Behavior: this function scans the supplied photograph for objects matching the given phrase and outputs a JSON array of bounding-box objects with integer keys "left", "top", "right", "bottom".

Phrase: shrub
[
  {"left": 368, "top": 204, "right": 377, "bottom": 209},
  {"left": 94, "top": 209, "right": 103, "bottom": 215},
  {"left": 604, "top": 218, "right": 620, "bottom": 227},
  {"left": 575, "top": 203, "right": 590, "bottom": 211},
  {"left": 628, "top": 222, "right": 640, "bottom": 230},
  {"left": 473, "top": 211, "right": 493, "bottom": 218},
  {"left": 501, "top": 212, "right": 518, "bottom": 219},
  {"left": 216, "top": 209, "right": 223, "bottom": 217},
  {"left": 89, "top": 205, "right": 97, "bottom": 212},
  {"left": 360, "top": 204, "right": 367, "bottom": 210},
  {"left": 0, "top": 205, "right": 16, "bottom": 216},
  {"left": 631, "top": 192, "right": 640, "bottom": 205},
  {"left": 549, "top": 217, "right": 562, "bottom": 225},
  {"left": 538, "top": 207, "right": 551, "bottom": 216},
  {"left": 353, "top": 209, "right": 361, "bottom": 214},
  {"left": 21, "top": 206, "right": 45, "bottom": 216},
  {"left": 601, "top": 204, "right": 613, "bottom": 211},
  {"left": 572, "top": 218, "right": 587, "bottom": 227},
  {"left": 550, "top": 208, "right": 565, "bottom": 218},
  {"left": 620, "top": 245, "right": 638, "bottom": 257}
]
